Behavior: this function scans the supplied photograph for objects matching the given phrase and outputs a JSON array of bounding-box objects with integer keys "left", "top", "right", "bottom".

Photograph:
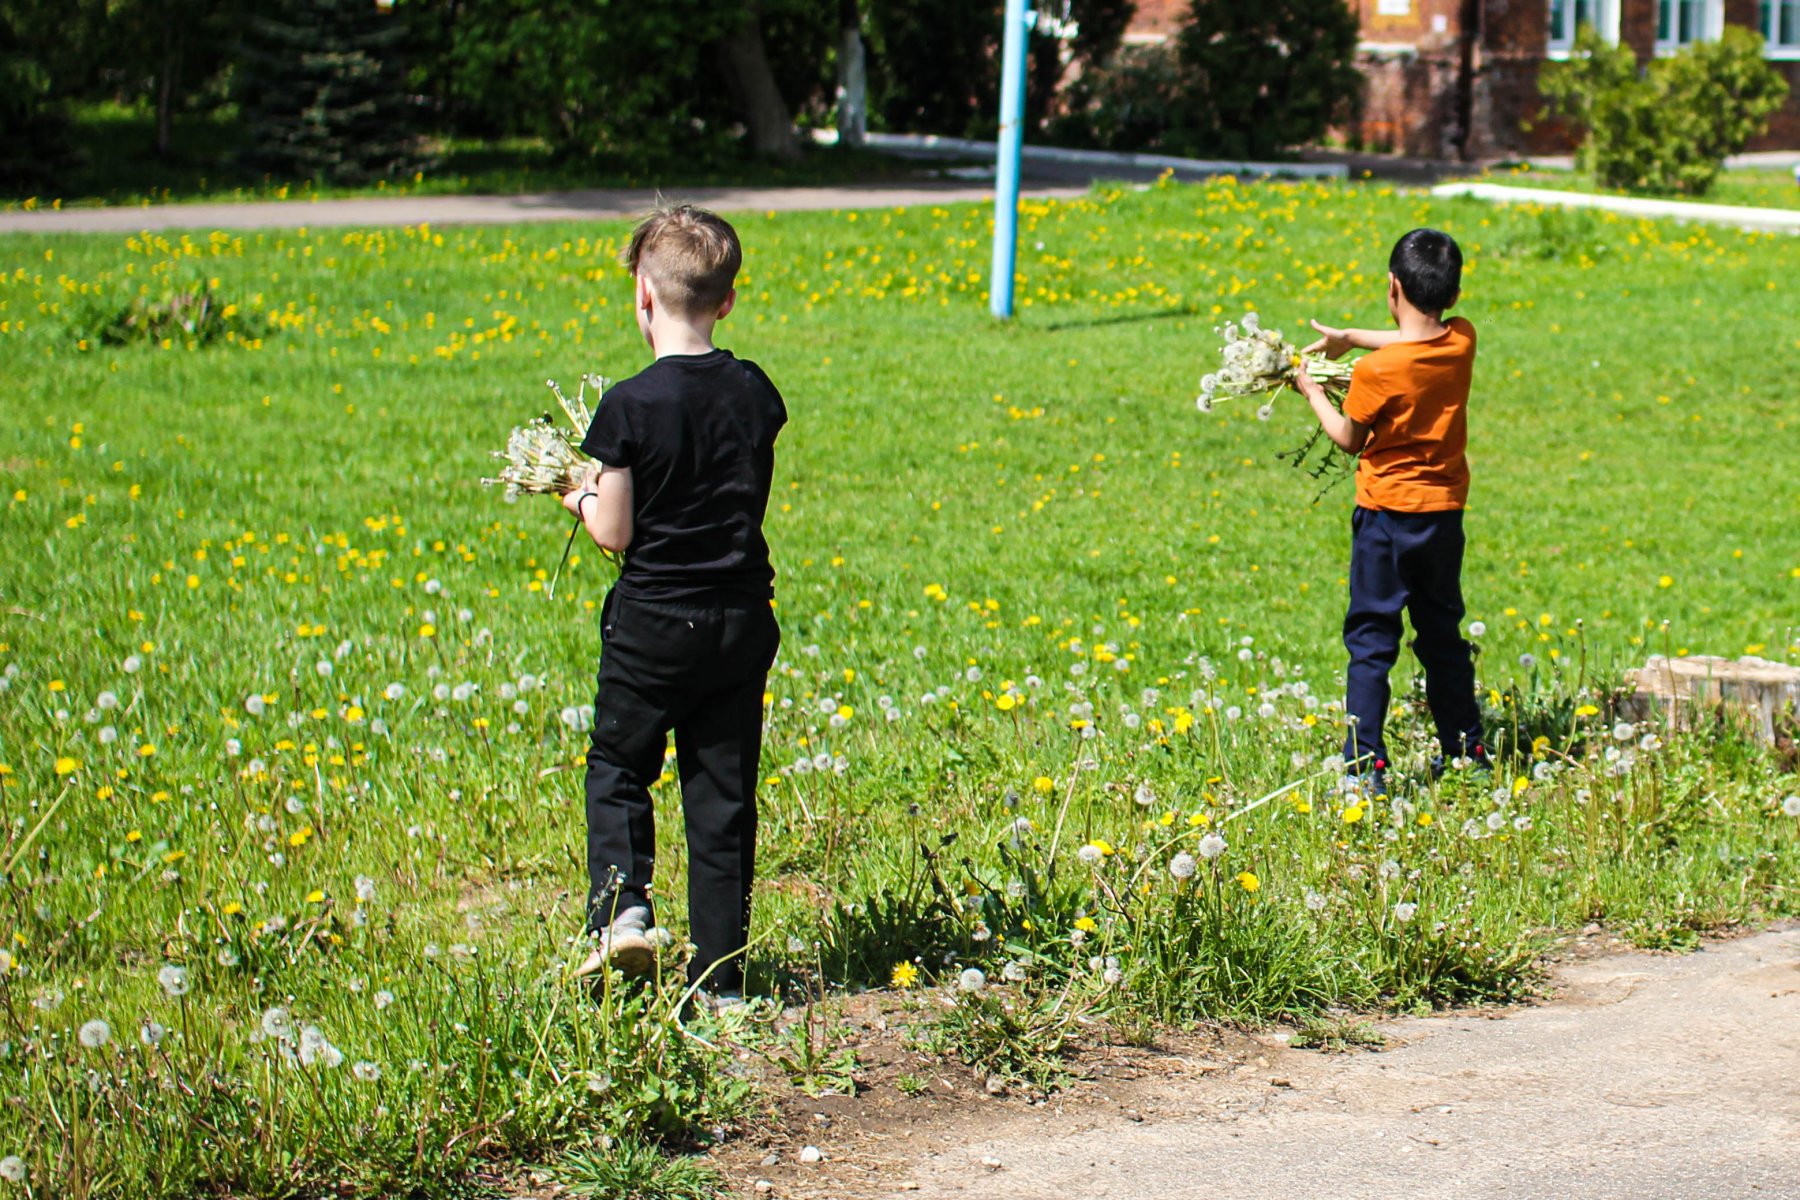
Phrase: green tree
[
  {"left": 0, "top": 1, "right": 80, "bottom": 190},
  {"left": 864, "top": 0, "right": 1136, "bottom": 137},
  {"left": 237, "top": 0, "right": 428, "bottom": 185},
  {"left": 104, "top": 0, "right": 242, "bottom": 158},
  {"left": 1168, "top": 0, "right": 1361, "bottom": 159}
]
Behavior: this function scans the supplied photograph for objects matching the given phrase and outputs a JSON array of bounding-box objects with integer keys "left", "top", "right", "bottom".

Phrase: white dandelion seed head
[
  {"left": 1304, "top": 888, "right": 1327, "bottom": 912},
  {"left": 123, "top": 655, "right": 142, "bottom": 674},
  {"left": 1612, "top": 721, "right": 1635, "bottom": 742},
  {"left": 139, "top": 1020, "right": 167, "bottom": 1047},
  {"left": 956, "top": 967, "right": 986, "bottom": 992},
  {"left": 1486, "top": 811, "right": 1506, "bottom": 831},
  {"left": 78, "top": 1019, "right": 112, "bottom": 1048},
  {"left": 353, "top": 1060, "right": 382, "bottom": 1083},
  {"left": 373, "top": 990, "right": 395, "bottom": 1010},
  {"left": 1169, "top": 851, "right": 1198, "bottom": 880},
  {"left": 1783, "top": 795, "right": 1800, "bottom": 818},
  {"left": 260, "top": 1006, "right": 294, "bottom": 1041},
  {"left": 1467, "top": 621, "right": 1487, "bottom": 638},
  {"left": 98, "top": 726, "right": 117, "bottom": 745},
  {"left": 315, "top": 660, "right": 333, "bottom": 678},
  {"left": 157, "top": 964, "right": 190, "bottom": 997},
  {"left": 1076, "top": 844, "right": 1104, "bottom": 865},
  {"left": 354, "top": 875, "right": 377, "bottom": 903},
  {"left": 1197, "top": 832, "right": 1227, "bottom": 860},
  {"left": 244, "top": 693, "right": 266, "bottom": 716},
  {"left": 1519, "top": 653, "right": 1537, "bottom": 668},
  {"left": 1393, "top": 902, "right": 1418, "bottom": 923},
  {"left": 96, "top": 690, "right": 118, "bottom": 710},
  {"left": 0, "top": 1157, "right": 23, "bottom": 1183},
  {"left": 384, "top": 683, "right": 405, "bottom": 701}
]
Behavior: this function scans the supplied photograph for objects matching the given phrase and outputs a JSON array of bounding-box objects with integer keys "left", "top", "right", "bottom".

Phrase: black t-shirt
[{"left": 580, "top": 349, "right": 786, "bottom": 601}]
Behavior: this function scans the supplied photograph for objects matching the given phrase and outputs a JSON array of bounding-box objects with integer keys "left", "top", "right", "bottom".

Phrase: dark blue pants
[
  {"left": 1343, "top": 506, "right": 1484, "bottom": 769},
  {"left": 585, "top": 589, "right": 779, "bottom": 991}
]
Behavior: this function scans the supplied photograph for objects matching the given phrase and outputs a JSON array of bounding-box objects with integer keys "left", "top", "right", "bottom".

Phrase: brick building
[{"left": 1123, "top": 0, "right": 1800, "bottom": 158}]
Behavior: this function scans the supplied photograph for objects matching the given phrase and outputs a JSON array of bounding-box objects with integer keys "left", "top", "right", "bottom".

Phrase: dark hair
[
  {"left": 621, "top": 203, "right": 742, "bottom": 317},
  {"left": 1388, "top": 228, "right": 1462, "bottom": 314}
]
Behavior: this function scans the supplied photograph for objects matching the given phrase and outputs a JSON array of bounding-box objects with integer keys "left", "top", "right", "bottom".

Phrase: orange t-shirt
[{"left": 1341, "top": 317, "right": 1476, "bottom": 512}]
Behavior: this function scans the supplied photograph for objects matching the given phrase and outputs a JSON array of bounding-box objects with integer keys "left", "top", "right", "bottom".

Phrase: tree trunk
[
  {"left": 837, "top": 0, "right": 866, "bottom": 146},
  {"left": 156, "top": 52, "right": 177, "bottom": 159},
  {"left": 717, "top": 3, "right": 800, "bottom": 161}
]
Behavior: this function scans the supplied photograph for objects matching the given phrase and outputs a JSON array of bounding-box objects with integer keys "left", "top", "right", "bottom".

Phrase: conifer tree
[{"left": 238, "top": 0, "right": 427, "bottom": 184}]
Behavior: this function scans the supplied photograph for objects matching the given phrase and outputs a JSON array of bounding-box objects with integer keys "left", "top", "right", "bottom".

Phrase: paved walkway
[
  {"left": 1432, "top": 181, "right": 1800, "bottom": 234},
  {"left": 836, "top": 927, "right": 1800, "bottom": 1200},
  {"left": 0, "top": 180, "right": 1095, "bottom": 237}
]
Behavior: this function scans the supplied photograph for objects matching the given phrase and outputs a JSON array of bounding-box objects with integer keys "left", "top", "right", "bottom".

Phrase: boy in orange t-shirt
[{"left": 1294, "top": 228, "right": 1488, "bottom": 795}]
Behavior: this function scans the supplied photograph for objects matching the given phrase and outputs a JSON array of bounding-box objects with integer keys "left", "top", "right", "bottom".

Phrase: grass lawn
[
  {"left": 1480, "top": 163, "right": 1800, "bottom": 209},
  {"left": 2, "top": 177, "right": 1798, "bottom": 1196},
  {"left": 1, "top": 103, "right": 950, "bottom": 211}
]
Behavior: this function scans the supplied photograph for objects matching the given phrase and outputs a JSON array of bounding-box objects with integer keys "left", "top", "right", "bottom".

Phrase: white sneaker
[{"left": 575, "top": 905, "right": 653, "bottom": 978}]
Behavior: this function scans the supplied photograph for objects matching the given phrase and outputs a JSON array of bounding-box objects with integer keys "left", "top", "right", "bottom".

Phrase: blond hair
[{"left": 621, "top": 203, "right": 742, "bottom": 318}]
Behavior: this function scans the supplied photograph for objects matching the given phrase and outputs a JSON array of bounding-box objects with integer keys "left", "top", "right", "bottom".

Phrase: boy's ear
[
  {"left": 636, "top": 273, "right": 654, "bottom": 312},
  {"left": 717, "top": 286, "right": 737, "bottom": 321}
]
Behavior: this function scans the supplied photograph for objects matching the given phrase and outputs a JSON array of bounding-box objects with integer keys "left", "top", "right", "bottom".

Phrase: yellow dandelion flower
[
  {"left": 1236, "top": 871, "right": 1260, "bottom": 893},
  {"left": 1417, "top": 812, "right": 1434, "bottom": 826},
  {"left": 288, "top": 826, "right": 313, "bottom": 847},
  {"left": 1342, "top": 804, "right": 1365, "bottom": 825},
  {"left": 1033, "top": 775, "right": 1055, "bottom": 795},
  {"left": 55, "top": 756, "right": 79, "bottom": 776},
  {"left": 418, "top": 623, "right": 436, "bottom": 638},
  {"left": 305, "top": 889, "right": 325, "bottom": 904},
  {"left": 890, "top": 961, "right": 920, "bottom": 989},
  {"left": 1073, "top": 916, "right": 1099, "bottom": 933},
  {"left": 995, "top": 693, "right": 1016, "bottom": 712}
]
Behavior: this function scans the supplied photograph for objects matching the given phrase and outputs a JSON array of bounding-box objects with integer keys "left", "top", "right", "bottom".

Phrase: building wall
[{"left": 1356, "top": 0, "right": 1800, "bottom": 157}]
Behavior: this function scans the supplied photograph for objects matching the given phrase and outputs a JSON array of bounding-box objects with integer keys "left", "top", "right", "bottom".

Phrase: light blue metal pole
[{"left": 990, "top": 0, "right": 1031, "bottom": 319}]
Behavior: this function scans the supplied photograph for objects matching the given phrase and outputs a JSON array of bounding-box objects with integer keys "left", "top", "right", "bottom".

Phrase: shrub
[
  {"left": 1541, "top": 26, "right": 1788, "bottom": 196},
  {"left": 74, "top": 280, "right": 267, "bottom": 349},
  {"left": 1049, "top": 42, "right": 1187, "bottom": 153}
]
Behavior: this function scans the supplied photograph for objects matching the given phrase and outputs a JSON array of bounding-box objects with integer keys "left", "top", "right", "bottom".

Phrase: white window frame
[
  {"left": 1761, "top": 0, "right": 1800, "bottom": 58},
  {"left": 1547, "top": 0, "right": 1620, "bottom": 58},
  {"left": 1653, "top": 0, "right": 1724, "bottom": 54}
]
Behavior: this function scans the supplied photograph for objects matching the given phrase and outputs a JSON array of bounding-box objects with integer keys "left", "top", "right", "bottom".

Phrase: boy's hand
[
  {"left": 560, "top": 465, "right": 603, "bottom": 519},
  {"left": 1304, "top": 320, "right": 1353, "bottom": 360},
  {"left": 1292, "top": 368, "right": 1326, "bottom": 403}
]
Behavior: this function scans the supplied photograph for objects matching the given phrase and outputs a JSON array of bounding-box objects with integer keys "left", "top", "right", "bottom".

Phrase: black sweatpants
[
  {"left": 1343, "top": 506, "right": 1484, "bottom": 769},
  {"left": 584, "top": 588, "right": 779, "bottom": 991}
]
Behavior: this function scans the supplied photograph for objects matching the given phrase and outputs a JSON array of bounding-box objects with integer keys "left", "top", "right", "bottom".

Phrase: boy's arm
[
  {"left": 1304, "top": 320, "right": 1402, "bottom": 359},
  {"left": 1293, "top": 371, "right": 1370, "bottom": 455},
  {"left": 560, "top": 464, "right": 634, "bottom": 553}
]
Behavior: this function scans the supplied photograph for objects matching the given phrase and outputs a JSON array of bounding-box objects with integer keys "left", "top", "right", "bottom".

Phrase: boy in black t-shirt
[{"left": 559, "top": 204, "right": 785, "bottom": 996}]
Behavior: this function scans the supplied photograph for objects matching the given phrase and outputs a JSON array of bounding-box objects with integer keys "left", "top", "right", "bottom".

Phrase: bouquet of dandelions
[
  {"left": 481, "top": 373, "right": 620, "bottom": 593},
  {"left": 1196, "top": 311, "right": 1358, "bottom": 489}
]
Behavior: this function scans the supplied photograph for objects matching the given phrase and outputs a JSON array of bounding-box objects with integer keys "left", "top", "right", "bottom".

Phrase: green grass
[
  {"left": 1, "top": 102, "right": 946, "bottom": 210},
  {"left": 1478, "top": 163, "right": 1800, "bottom": 209},
  {"left": 2, "top": 175, "right": 1798, "bottom": 1196}
]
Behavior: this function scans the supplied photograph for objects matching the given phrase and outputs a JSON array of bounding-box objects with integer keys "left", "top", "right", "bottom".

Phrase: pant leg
[
  {"left": 1343, "top": 507, "right": 1406, "bottom": 768},
  {"left": 583, "top": 593, "right": 679, "bottom": 933},
  {"left": 1395, "top": 512, "right": 1486, "bottom": 758},
  {"left": 671, "top": 604, "right": 778, "bottom": 992}
]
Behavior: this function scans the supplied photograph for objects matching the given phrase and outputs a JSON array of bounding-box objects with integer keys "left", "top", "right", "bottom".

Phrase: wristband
[{"left": 576, "top": 491, "right": 598, "bottom": 519}]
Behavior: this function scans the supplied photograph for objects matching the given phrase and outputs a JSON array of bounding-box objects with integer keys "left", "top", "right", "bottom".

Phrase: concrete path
[
  {"left": 887, "top": 927, "right": 1800, "bottom": 1199},
  {"left": 1432, "top": 180, "right": 1800, "bottom": 234},
  {"left": 0, "top": 180, "right": 1093, "bottom": 237}
]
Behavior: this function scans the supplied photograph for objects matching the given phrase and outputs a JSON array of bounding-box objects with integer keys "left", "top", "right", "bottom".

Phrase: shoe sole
[{"left": 606, "top": 935, "right": 655, "bottom": 977}]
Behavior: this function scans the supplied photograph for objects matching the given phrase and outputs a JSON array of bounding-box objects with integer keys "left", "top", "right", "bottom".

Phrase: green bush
[{"left": 1541, "top": 26, "right": 1789, "bottom": 196}]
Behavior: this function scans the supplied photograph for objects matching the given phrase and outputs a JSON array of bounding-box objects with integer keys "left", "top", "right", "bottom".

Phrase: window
[
  {"left": 1655, "top": 0, "right": 1720, "bottom": 51},
  {"left": 1762, "top": 0, "right": 1800, "bottom": 54},
  {"left": 1548, "top": 0, "right": 1615, "bottom": 53}
]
